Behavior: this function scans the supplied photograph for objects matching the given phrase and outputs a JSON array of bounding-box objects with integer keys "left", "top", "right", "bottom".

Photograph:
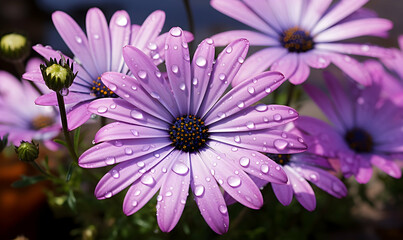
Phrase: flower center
[
  {"left": 267, "top": 154, "right": 291, "bottom": 166},
  {"left": 169, "top": 115, "right": 209, "bottom": 152},
  {"left": 31, "top": 115, "right": 54, "bottom": 130},
  {"left": 345, "top": 128, "right": 373, "bottom": 153},
  {"left": 91, "top": 77, "right": 118, "bottom": 98},
  {"left": 280, "top": 27, "right": 314, "bottom": 53}
]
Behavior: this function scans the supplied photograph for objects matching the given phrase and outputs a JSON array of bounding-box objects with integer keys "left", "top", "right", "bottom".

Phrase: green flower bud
[
  {"left": 40, "top": 56, "right": 77, "bottom": 92},
  {"left": 0, "top": 134, "right": 8, "bottom": 153},
  {"left": 15, "top": 141, "right": 39, "bottom": 162},
  {"left": 0, "top": 33, "right": 30, "bottom": 62}
]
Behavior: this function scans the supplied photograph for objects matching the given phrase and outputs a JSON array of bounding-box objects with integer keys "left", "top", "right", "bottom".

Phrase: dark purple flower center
[
  {"left": 345, "top": 128, "right": 373, "bottom": 153},
  {"left": 280, "top": 27, "right": 314, "bottom": 53},
  {"left": 91, "top": 77, "right": 118, "bottom": 98},
  {"left": 267, "top": 154, "right": 291, "bottom": 166},
  {"left": 169, "top": 115, "right": 209, "bottom": 152},
  {"left": 31, "top": 115, "right": 54, "bottom": 130}
]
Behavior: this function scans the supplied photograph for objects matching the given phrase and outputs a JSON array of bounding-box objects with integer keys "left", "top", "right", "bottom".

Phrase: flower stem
[
  {"left": 31, "top": 161, "right": 54, "bottom": 179},
  {"left": 56, "top": 91, "right": 78, "bottom": 162},
  {"left": 182, "top": 0, "right": 195, "bottom": 54}
]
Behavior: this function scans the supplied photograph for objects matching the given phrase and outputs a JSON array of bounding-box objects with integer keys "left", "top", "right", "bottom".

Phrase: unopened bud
[
  {"left": 0, "top": 33, "right": 30, "bottom": 61},
  {"left": 15, "top": 141, "right": 39, "bottom": 162},
  {"left": 40, "top": 56, "right": 77, "bottom": 92}
]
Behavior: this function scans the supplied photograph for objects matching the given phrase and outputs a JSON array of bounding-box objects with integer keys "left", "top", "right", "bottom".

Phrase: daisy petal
[
  {"left": 109, "top": 10, "right": 131, "bottom": 72},
  {"left": 289, "top": 57, "right": 310, "bottom": 85},
  {"left": 78, "top": 139, "right": 172, "bottom": 168},
  {"left": 52, "top": 11, "right": 98, "bottom": 78},
  {"left": 123, "top": 151, "right": 179, "bottom": 216},
  {"left": 301, "top": 50, "right": 331, "bottom": 69},
  {"left": 370, "top": 154, "right": 401, "bottom": 178},
  {"left": 355, "top": 155, "right": 373, "bottom": 184},
  {"left": 270, "top": 53, "right": 298, "bottom": 81},
  {"left": 209, "top": 140, "right": 287, "bottom": 184},
  {"left": 88, "top": 98, "right": 168, "bottom": 130},
  {"left": 122, "top": 46, "right": 180, "bottom": 117},
  {"left": 199, "top": 147, "right": 263, "bottom": 209},
  {"left": 300, "top": 0, "right": 332, "bottom": 30},
  {"left": 35, "top": 92, "right": 94, "bottom": 106},
  {"left": 233, "top": 47, "right": 287, "bottom": 86},
  {"left": 209, "top": 104, "right": 298, "bottom": 133},
  {"left": 166, "top": 27, "right": 192, "bottom": 115},
  {"left": 284, "top": 166, "right": 316, "bottom": 211},
  {"left": 94, "top": 122, "right": 169, "bottom": 143},
  {"left": 190, "top": 38, "right": 215, "bottom": 114},
  {"left": 190, "top": 153, "right": 229, "bottom": 234},
  {"left": 157, "top": 152, "right": 190, "bottom": 232},
  {"left": 316, "top": 43, "right": 392, "bottom": 58},
  {"left": 131, "top": 10, "right": 165, "bottom": 52},
  {"left": 86, "top": 8, "right": 111, "bottom": 73},
  {"left": 101, "top": 72, "right": 173, "bottom": 122},
  {"left": 204, "top": 71, "right": 285, "bottom": 125},
  {"left": 94, "top": 146, "right": 173, "bottom": 199},
  {"left": 198, "top": 38, "right": 249, "bottom": 117},
  {"left": 66, "top": 101, "right": 93, "bottom": 130},
  {"left": 271, "top": 181, "right": 293, "bottom": 206},
  {"left": 329, "top": 53, "right": 371, "bottom": 86},
  {"left": 211, "top": 30, "right": 279, "bottom": 46}
]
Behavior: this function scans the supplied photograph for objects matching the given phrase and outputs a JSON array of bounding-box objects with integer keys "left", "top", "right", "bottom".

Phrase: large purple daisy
[
  {"left": 210, "top": 0, "right": 392, "bottom": 85},
  {"left": 295, "top": 71, "right": 403, "bottom": 184},
  {"left": 78, "top": 27, "right": 307, "bottom": 233},
  {"left": 0, "top": 59, "right": 60, "bottom": 150},
  {"left": 23, "top": 8, "right": 193, "bottom": 130}
]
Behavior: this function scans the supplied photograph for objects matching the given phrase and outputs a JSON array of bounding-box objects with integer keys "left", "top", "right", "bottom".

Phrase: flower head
[
  {"left": 15, "top": 141, "right": 39, "bottom": 162},
  {"left": 0, "top": 59, "right": 61, "bottom": 149},
  {"left": 40, "top": 56, "right": 77, "bottom": 92},
  {"left": 0, "top": 33, "right": 30, "bottom": 61},
  {"left": 79, "top": 27, "right": 307, "bottom": 234},
  {"left": 295, "top": 71, "right": 403, "bottom": 183},
  {"left": 23, "top": 8, "right": 193, "bottom": 130},
  {"left": 211, "top": 0, "right": 392, "bottom": 85}
]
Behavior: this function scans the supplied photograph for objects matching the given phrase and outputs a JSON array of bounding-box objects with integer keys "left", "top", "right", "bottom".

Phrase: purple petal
[
  {"left": 199, "top": 147, "right": 263, "bottom": 209},
  {"left": 131, "top": 10, "right": 165, "bottom": 52},
  {"left": 233, "top": 47, "right": 287, "bottom": 87},
  {"left": 289, "top": 57, "right": 310, "bottom": 85},
  {"left": 290, "top": 153, "right": 332, "bottom": 169},
  {"left": 312, "top": 0, "right": 369, "bottom": 35},
  {"left": 86, "top": 8, "right": 111, "bottom": 73},
  {"left": 35, "top": 92, "right": 94, "bottom": 106},
  {"left": 208, "top": 140, "right": 287, "bottom": 184},
  {"left": 94, "top": 122, "right": 169, "bottom": 143},
  {"left": 243, "top": 0, "right": 283, "bottom": 33},
  {"left": 204, "top": 71, "right": 285, "bottom": 125},
  {"left": 197, "top": 38, "right": 249, "bottom": 117},
  {"left": 271, "top": 181, "right": 293, "bottom": 206},
  {"left": 66, "top": 101, "right": 93, "bottom": 130},
  {"left": 101, "top": 72, "right": 173, "bottom": 122},
  {"left": 190, "top": 153, "right": 229, "bottom": 234},
  {"left": 211, "top": 30, "right": 278, "bottom": 47},
  {"left": 88, "top": 98, "right": 168, "bottom": 130},
  {"left": 270, "top": 53, "right": 298, "bottom": 81},
  {"left": 210, "top": 129, "right": 307, "bottom": 155},
  {"left": 190, "top": 38, "right": 215, "bottom": 114},
  {"left": 157, "top": 152, "right": 190, "bottom": 232},
  {"left": 209, "top": 104, "right": 298, "bottom": 133},
  {"left": 292, "top": 163, "right": 347, "bottom": 198},
  {"left": 78, "top": 138, "right": 172, "bottom": 168},
  {"left": 210, "top": 0, "right": 277, "bottom": 36},
  {"left": 284, "top": 166, "right": 316, "bottom": 211},
  {"left": 316, "top": 43, "right": 392, "bottom": 58},
  {"left": 94, "top": 146, "right": 173, "bottom": 199},
  {"left": 315, "top": 18, "right": 393, "bottom": 43},
  {"left": 354, "top": 156, "right": 373, "bottom": 184},
  {"left": 370, "top": 154, "right": 401, "bottom": 178},
  {"left": 300, "top": 0, "right": 332, "bottom": 30},
  {"left": 301, "top": 50, "right": 331, "bottom": 69},
  {"left": 52, "top": 11, "right": 98, "bottom": 78},
  {"left": 165, "top": 27, "right": 191, "bottom": 115},
  {"left": 122, "top": 46, "right": 180, "bottom": 117},
  {"left": 123, "top": 150, "right": 180, "bottom": 216},
  {"left": 109, "top": 10, "right": 131, "bottom": 72}
]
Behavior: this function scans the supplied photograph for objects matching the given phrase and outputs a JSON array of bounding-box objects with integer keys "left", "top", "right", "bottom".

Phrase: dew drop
[
  {"left": 111, "top": 169, "right": 120, "bottom": 179},
  {"left": 217, "top": 112, "right": 226, "bottom": 119},
  {"left": 97, "top": 106, "right": 108, "bottom": 114},
  {"left": 134, "top": 190, "right": 141, "bottom": 196},
  {"left": 194, "top": 185, "right": 205, "bottom": 197},
  {"left": 132, "top": 201, "right": 138, "bottom": 207},
  {"left": 219, "top": 73, "right": 226, "bottom": 81},
  {"left": 247, "top": 86, "right": 255, "bottom": 94},
  {"left": 219, "top": 205, "right": 228, "bottom": 214},
  {"left": 104, "top": 192, "right": 112, "bottom": 198},
  {"left": 226, "top": 46, "right": 233, "bottom": 53},
  {"left": 60, "top": 88, "right": 69, "bottom": 96},
  {"left": 192, "top": 77, "right": 198, "bottom": 85},
  {"left": 361, "top": 45, "right": 370, "bottom": 52},
  {"left": 255, "top": 104, "right": 267, "bottom": 112},
  {"left": 172, "top": 162, "right": 189, "bottom": 175},
  {"left": 206, "top": 38, "right": 213, "bottom": 44},
  {"left": 170, "top": 27, "right": 182, "bottom": 37},
  {"left": 234, "top": 135, "right": 241, "bottom": 143},
  {"left": 157, "top": 195, "right": 163, "bottom": 202},
  {"left": 237, "top": 101, "right": 245, "bottom": 108},
  {"left": 171, "top": 65, "right": 179, "bottom": 74},
  {"left": 165, "top": 191, "right": 173, "bottom": 197},
  {"left": 125, "top": 147, "right": 133, "bottom": 155},
  {"left": 180, "top": 199, "right": 186, "bottom": 204},
  {"left": 231, "top": 147, "right": 238, "bottom": 152},
  {"left": 75, "top": 36, "right": 82, "bottom": 43},
  {"left": 116, "top": 15, "right": 128, "bottom": 26},
  {"left": 105, "top": 157, "right": 116, "bottom": 165},
  {"left": 332, "top": 182, "right": 342, "bottom": 193},
  {"left": 148, "top": 42, "right": 157, "bottom": 50},
  {"left": 265, "top": 87, "right": 272, "bottom": 93},
  {"left": 273, "top": 114, "right": 282, "bottom": 121},
  {"left": 110, "top": 103, "right": 117, "bottom": 109},
  {"left": 141, "top": 175, "right": 155, "bottom": 186},
  {"left": 93, "top": 34, "right": 100, "bottom": 39},
  {"left": 195, "top": 56, "right": 207, "bottom": 67},
  {"left": 239, "top": 157, "right": 250, "bottom": 167},
  {"left": 138, "top": 70, "right": 147, "bottom": 79},
  {"left": 246, "top": 121, "right": 255, "bottom": 129},
  {"left": 108, "top": 83, "right": 117, "bottom": 91},
  {"left": 130, "top": 110, "right": 144, "bottom": 119},
  {"left": 309, "top": 174, "right": 318, "bottom": 182},
  {"left": 274, "top": 139, "right": 288, "bottom": 150},
  {"left": 288, "top": 109, "right": 295, "bottom": 115},
  {"left": 260, "top": 164, "right": 269, "bottom": 174},
  {"left": 179, "top": 83, "right": 186, "bottom": 91},
  {"left": 227, "top": 176, "right": 241, "bottom": 187},
  {"left": 238, "top": 57, "right": 244, "bottom": 63}
]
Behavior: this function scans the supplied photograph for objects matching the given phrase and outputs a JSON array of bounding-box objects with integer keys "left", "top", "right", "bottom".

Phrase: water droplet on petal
[
  {"left": 75, "top": 36, "right": 82, "bottom": 43},
  {"left": 111, "top": 169, "right": 120, "bottom": 179},
  {"left": 260, "top": 164, "right": 269, "bottom": 173},
  {"left": 265, "top": 87, "right": 272, "bottom": 93},
  {"left": 239, "top": 157, "right": 250, "bottom": 167},
  {"left": 274, "top": 139, "right": 288, "bottom": 150},
  {"left": 93, "top": 34, "right": 100, "bottom": 39},
  {"left": 227, "top": 176, "right": 241, "bottom": 187},
  {"left": 110, "top": 103, "right": 117, "bottom": 109},
  {"left": 179, "top": 83, "right": 186, "bottom": 91},
  {"left": 157, "top": 195, "right": 163, "bottom": 201},
  {"left": 309, "top": 174, "right": 318, "bottom": 182},
  {"left": 138, "top": 70, "right": 147, "bottom": 79},
  {"left": 125, "top": 147, "right": 133, "bottom": 155},
  {"left": 165, "top": 191, "right": 172, "bottom": 197},
  {"left": 195, "top": 56, "right": 207, "bottom": 67},
  {"left": 116, "top": 15, "right": 128, "bottom": 26},
  {"left": 219, "top": 73, "right": 226, "bottom": 81},
  {"left": 105, "top": 157, "right": 116, "bottom": 165},
  {"left": 141, "top": 175, "right": 155, "bottom": 186},
  {"left": 226, "top": 46, "right": 233, "bottom": 53},
  {"left": 231, "top": 147, "right": 238, "bottom": 152},
  {"left": 130, "top": 110, "right": 144, "bottom": 119},
  {"left": 148, "top": 42, "right": 157, "bottom": 50},
  {"left": 108, "top": 83, "right": 117, "bottom": 91},
  {"left": 237, "top": 101, "right": 245, "bottom": 108},
  {"left": 332, "top": 182, "right": 342, "bottom": 193},
  {"left": 137, "top": 161, "right": 145, "bottom": 168},
  {"left": 217, "top": 112, "right": 226, "bottom": 119},
  {"left": 171, "top": 65, "right": 179, "bottom": 74},
  {"left": 206, "top": 38, "right": 213, "bottom": 44},
  {"left": 172, "top": 162, "right": 189, "bottom": 175},
  {"left": 238, "top": 57, "right": 244, "bottom": 63},
  {"left": 192, "top": 77, "right": 198, "bottom": 85},
  {"left": 97, "top": 106, "right": 108, "bottom": 113},
  {"left": 234, "top": 135, "right": 241, "bottom": 143},
  {"left": 170, "top": 28, "right": 182, "bottom": 37},
  {"left": 247, "top": 86, "right": 255, "bottom": 94},
  {"left": 134, "top": 190, "right": 141, "bottom": 196},
  {"left": 255, "top": 104, "right": 267, "bottom": 112},
  {"left": 246, "top": 121, "right": 255, "bottom": 129},
  {"left": 273, "top": 114, "right": 282, "bottom": 121},
  {"left": 104, "top": 192, "right": 112, "bottom": 198},
  {"left": 361, "top": 45, "right": 369, "bottom": 52},
  {"left": 60, "top": 88, "right": 69, "bottom": 96},
  {"left": 219, "top": 205, "right": 228, "bottom": 214},
  {"left": 131, "top": 200, "right": 138, "bottom": 207},
  {"left": 194, "top": 185, "right": 205, "bottom": 197}
]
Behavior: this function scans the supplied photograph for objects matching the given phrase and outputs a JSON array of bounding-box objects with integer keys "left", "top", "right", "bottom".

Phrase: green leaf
[
  {"left": 43, "top": 155, "right": 50, "bottom": 172},
  {"left": 67, "top": 190, "right": 77, "bottom": 212},
  {"left": 53, "top": 138, "right": 67, "bottom": 147},
  {"left": 11, "top": 175, "right": 47, "bottom": 188},
  {"left": 74, "top": 126, "right": 81, "bottom": 153},
  {"left": 65, "top": 161, "right": 76, "bottom": 182}
]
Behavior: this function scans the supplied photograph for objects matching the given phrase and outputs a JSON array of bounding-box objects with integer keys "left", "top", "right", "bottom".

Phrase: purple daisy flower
[
  {"left": 0, "top": 59, "right": 61, "bottom": 150},
  {"left": 210, "top": 0, "right": 392, "bottom": 85},
  {"left": 23, "top": 8, "right": 193, "bottom": 130},
  {"left": 78, "top": 27, "right": 307, "bottom": 234},
  {"left": 295, "top": 71, "right": 403, "bottom": 184}
]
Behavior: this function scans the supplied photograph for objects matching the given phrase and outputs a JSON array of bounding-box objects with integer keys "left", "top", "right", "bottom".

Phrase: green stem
[
  {"left": 285, "top": 83, "right": 296, "bottom": 106},
  {"left": 182, "top": 0, "right": 195, "bottom": 54},
  {"left": 31, "top": 161, "right": 54, "bottom": 179},
  {"left": 56, "top": 91, "right": 78, "bottom": 162}
]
